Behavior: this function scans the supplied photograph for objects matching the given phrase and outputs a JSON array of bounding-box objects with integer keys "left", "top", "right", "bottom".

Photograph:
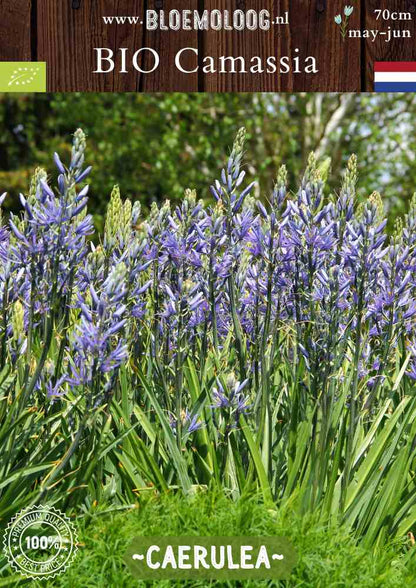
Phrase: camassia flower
[
  {"left": 169, "top": 409, "right": 204, "bottom": 437},
  {"left": 69, "top": 263, "right": 128, "bottom": 393},
  {"left": 212, "top": 375, "right": 251, "bottom": 420},
  {"left": 4, "top": 129, "right": 416, "bottom": 544},
  {"left": 8, "top": 133, "right": 93, "bottom": 322},
  {"left": 2, "top": 128, "right": 416, "bottom": 423}
]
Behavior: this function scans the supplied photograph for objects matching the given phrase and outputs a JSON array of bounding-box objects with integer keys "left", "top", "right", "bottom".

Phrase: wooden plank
[
  {"left": 289, "top": 0, "right": 362, "bottom": 92},
  {"left": 141, "top": 0, "right": 199, "bottom": 91},
  {"left": 365, "top": 0, "right": 416, "bottom": 91},
  {"left": 37, "top": 0, "right": 146, "bottom": 91},
  {"left": 8, "top": 0, "right": 416, "bottom": 91},
  {"left": 0, "top": 0, "right": 32, "bottom": 61},
  {"left": 203, "top": 0, "right": 282, "bottom": 91},
  {"left": 202, "top": 0, "right": 362, "bottom": 92}
]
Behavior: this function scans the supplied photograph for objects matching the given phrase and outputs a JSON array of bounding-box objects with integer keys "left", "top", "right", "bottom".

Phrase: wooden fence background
[{"left": 1, "top": 0, "right": 416, "bottom": 91}]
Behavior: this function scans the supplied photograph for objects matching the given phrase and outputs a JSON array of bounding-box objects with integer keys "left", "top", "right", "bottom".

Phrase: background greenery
[{"left": 1, "top": 93, "right": 416, "bottom": 229}]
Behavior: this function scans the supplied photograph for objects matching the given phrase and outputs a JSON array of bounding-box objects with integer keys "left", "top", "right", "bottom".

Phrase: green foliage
[{"left": 1, "top": 341, "right": 416, "bottom": 551}]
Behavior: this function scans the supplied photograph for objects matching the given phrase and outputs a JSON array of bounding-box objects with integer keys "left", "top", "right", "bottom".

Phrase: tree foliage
[{"left": 0, "top": 93, "right": 415, "bottom": 226}]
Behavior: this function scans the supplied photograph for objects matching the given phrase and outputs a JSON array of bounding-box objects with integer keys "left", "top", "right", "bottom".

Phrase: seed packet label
[
  {"left": 0, "top": 62, "right": 46, "bottom": 92},
  {"left": 125, "top": 536, "right": 297, "bottom": 580}
]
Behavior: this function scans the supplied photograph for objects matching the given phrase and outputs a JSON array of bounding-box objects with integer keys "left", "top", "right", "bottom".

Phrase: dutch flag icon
[{"left": 374, "top": 62, "right": 416, "bottom": 92}]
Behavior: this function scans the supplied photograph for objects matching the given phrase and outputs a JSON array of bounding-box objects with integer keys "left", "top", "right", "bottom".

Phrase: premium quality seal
[{"left": 3, "top": 505, "right": 77, "bottom": 580}]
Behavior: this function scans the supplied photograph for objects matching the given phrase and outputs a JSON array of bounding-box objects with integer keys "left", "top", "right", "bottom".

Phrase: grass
[{"left": 2, "top": 490, "right": 414, "bottom": 587}]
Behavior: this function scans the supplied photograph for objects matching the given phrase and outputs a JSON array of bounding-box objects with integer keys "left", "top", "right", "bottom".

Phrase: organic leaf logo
[{"left": 8, "top": 66, "right": 40, "bottom": 87}]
